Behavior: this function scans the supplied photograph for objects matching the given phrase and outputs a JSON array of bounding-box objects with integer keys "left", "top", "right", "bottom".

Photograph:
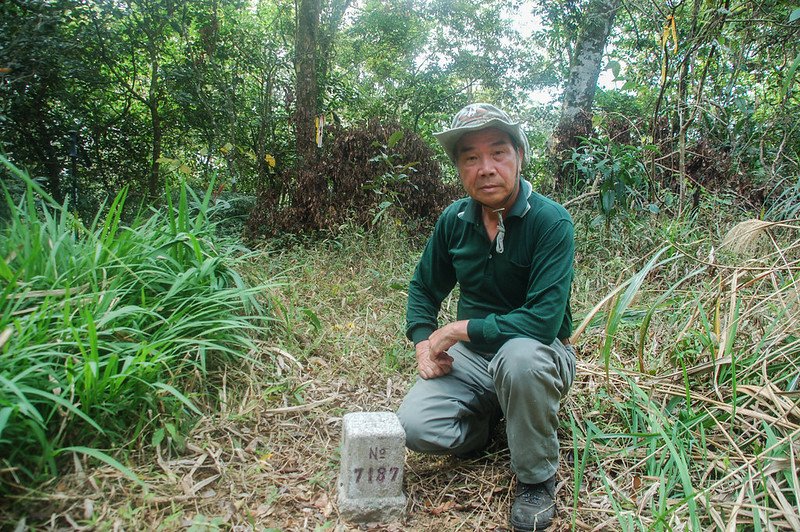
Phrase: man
[{"left": 397, "top": 103, "right": 576, "bottom": 531}]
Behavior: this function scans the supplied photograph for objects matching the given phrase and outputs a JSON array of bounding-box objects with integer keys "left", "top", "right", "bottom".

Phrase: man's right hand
[{"left": 415, "top": 339, "right": 454, "bottom": 379}]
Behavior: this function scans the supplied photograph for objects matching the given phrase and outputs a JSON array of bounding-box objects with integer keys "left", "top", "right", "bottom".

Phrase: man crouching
[{"left": 398, "top": 103, "right": 576, "bottom": 531}]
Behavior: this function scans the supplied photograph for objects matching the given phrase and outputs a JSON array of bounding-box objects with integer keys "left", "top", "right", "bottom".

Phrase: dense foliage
[
  {"left": 2, "top": 0, "right": 798, "bottom": 229},
  {"left": 554, "top": 0, "right": 800, "bottom": 210},
  {"left": 0, "top": 0, "right": 540, "bottom": 205},
  {"left": 0, "top": 158, "right": 268, "bottom": 488},
  {"left": 246, "top": 120, "right": 461, "bottom": 237}
]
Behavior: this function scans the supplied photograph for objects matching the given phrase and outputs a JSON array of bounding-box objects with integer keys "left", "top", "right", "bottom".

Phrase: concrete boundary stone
[{"left": 337, "top": 412, "right": 406, "bottom": 523}]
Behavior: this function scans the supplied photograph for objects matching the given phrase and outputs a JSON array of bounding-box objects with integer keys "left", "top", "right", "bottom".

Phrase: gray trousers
[{"left": 397, "top": 338, "right": 576, "bottom": 484}]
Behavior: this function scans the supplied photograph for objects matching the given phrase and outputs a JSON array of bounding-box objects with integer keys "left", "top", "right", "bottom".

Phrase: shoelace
[
  {"left": 518, "top": 485, "right": 555, "bottom": 507},
  {"left": 520, "top": 489, "right": 544, "bottom": 504}
]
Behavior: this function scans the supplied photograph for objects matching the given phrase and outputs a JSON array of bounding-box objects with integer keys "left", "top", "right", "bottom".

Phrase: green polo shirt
[{"left": 406, "top": 179, "right": 574, "bottom": 352}]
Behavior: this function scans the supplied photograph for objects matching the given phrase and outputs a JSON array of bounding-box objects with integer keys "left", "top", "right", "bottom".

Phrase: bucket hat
[{"left": 434, "top": 103, "right": 529, "bottom": 167}]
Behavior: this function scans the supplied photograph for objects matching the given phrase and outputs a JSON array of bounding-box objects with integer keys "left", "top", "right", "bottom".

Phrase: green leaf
[
  {"left": 23, "top": 385, "right": 105, "bottom": 433},
  {"left": 781, "top": 53, "right": 800, "bottom": 100},
  {"left": 387, "top": 130, "right": 404, "bottom": 149},
  {"left": 0, "top": 406, "right": 12, "bottom": 439},
  {"left": 789, "top": 7, "right": 800, "bottom": 22},
  {"left": 300, "top": 308, "right": 321, "bottom": 331},
  {"left": 626, "top": 380, "right": 701, "bottom": 530},
  {"left": 600, "top": 189, "right": 615, "bottom": 214},
  {"left": 0, "top": 375, "right": 44, "bottom": 424},
  {"left": 601, "top": 247, "right": 676, "bottom": 377},
  {"left": 0, "top": 155, "right": 58, "bottom": 206},
  {"left": 0, "top": 254, "right": 13, "bottom": 283},
  {"left": 152, "top": 427, "right": 165, "bottom": 448},
  {"left": 151, "top": 382, "right": 202, "bottom": 415},
  {"left": 57, "top": 446, "right": 146, "bottom": 488},
  {"left": 606, "top": 60, "right": 621, "bottom": 79}
]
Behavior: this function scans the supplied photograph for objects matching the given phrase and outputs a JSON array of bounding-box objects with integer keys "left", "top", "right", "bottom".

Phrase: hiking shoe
[{"left": 510, "top": 475, "right": 556, "bottom": 531}]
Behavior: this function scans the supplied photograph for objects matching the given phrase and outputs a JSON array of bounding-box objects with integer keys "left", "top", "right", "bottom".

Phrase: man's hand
[
  {"left": 428, "top": 320, "right": 468, "bottom": 357},
  {"left": 415, "top": 321, "right": 470, "bottom": 379},
  {"left": 415, "top": 339, "right": 453, "bottom": 379}
]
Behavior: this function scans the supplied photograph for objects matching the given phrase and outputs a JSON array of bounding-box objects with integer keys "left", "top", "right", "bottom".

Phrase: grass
[
  {"left": 0, "top": 157, "right": 273, "bottom": 490},
  {"left": 0, "top": 176, "right": 797, "bottom": 530},
  {"left": 564, "top": 196, "right": 800, "bottom": 529}
]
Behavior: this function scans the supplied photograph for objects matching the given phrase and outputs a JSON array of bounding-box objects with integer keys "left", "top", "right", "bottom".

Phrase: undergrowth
[
  {"left": 0, "top": 169, "right": 797, "bottom": 529},
  {"left": 566, "top": 195, "right": 799, "bottom": 529},
  {"left": 0, "top": 157, "right": 272, "bottom": 490}
]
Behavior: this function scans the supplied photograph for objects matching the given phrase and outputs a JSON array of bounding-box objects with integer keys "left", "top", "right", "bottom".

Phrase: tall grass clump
[
  {"left": 567, "top": 204, "right": 800, "bottom": 529},
  {"left": 0, "top": 157, "right": 269, "bottom": 490}
]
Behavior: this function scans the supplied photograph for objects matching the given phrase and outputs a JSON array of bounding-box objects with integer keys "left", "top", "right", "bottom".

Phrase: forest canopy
[{"left": 2, "top": 0, "right": 798, "bottom": 225}]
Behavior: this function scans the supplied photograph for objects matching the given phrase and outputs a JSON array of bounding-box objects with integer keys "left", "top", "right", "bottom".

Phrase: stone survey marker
[{"left": 337, "top": 412, "right": 406, "bottom": 522}]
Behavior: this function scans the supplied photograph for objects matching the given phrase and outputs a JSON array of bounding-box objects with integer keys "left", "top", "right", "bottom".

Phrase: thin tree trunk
[
  {"left": 256, "top": 71, "right": 275, "bottom": 190},
  {"left": 675, "top": 0, "right": 702, "bottom": 210},
  {"left": 551, "top": 0, "right": 620, "bottom": 187},
  {"left": 294, "top": 0, "right": 320, "bottom": 167},
  {"left": 675, "top": 0, "right": 729, "bottom": 212},
  {"left": 148, "top": 56, "right": 162, "bottom": 198}
]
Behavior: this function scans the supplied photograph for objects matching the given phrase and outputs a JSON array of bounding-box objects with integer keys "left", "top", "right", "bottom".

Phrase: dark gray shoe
[{"left": 510, "top": 475, "right": 556, "bottom": 531}]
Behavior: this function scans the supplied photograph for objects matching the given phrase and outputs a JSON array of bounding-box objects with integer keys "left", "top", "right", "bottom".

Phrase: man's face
[{"left": 455, "top": 128, "right": 522, "bottom": 211}]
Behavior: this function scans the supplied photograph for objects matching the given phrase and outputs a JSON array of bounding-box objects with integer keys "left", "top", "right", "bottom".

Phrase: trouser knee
[
  {"left": 397, "top": 395, "right": 465, "bottom": 453},
  {"left": 397, "top": 353, "right": 498, "bottom": 456},
  {"left": 490, "top": 338, "right": 574, "bottom": 396},
  {"left": 396, "top": 401, "right": 430, "bottom": 452}
]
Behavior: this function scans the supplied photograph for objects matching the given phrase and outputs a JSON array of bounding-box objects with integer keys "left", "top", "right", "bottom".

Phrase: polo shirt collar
[{"left": 458, "top": 179, "right": 533, "bottom": 223}]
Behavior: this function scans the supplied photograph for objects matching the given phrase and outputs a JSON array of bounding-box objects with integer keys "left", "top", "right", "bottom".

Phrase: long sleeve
[{"left": 405, "top": 210, "right": 459, "bottom": 345}]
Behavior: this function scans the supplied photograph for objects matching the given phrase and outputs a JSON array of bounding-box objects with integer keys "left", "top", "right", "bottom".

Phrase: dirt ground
[{"left": 2, "top": 350, "right": 609, "bottom": 531}]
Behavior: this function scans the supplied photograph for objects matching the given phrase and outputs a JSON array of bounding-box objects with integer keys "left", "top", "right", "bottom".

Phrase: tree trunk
[
  {"left": 255, "top": 70, "right": 275, "bottom": 190},
  {"left": 318, "top": 0, "right": 353, "bottom": 99},
  {"left": 294, "top": 0, "right": 320, "bottom": 167},
  {"left": 674, "top": 0, "right": 727, "bottom": 212},
  {"left": 551, "top": 0, "right": 620, "bottom": 186},
  {"left": 148, "top": 56, "right": 162, "bottom": 198}
]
